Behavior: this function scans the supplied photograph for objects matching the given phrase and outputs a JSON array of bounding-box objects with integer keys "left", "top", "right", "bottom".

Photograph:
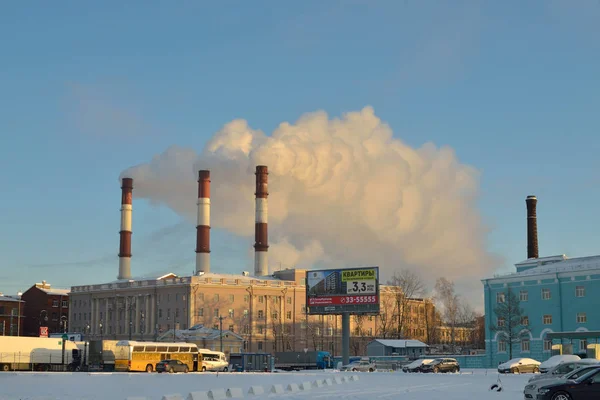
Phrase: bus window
[
  {"left": 168, "top": 346, "right": 179, "bottom": 353},
  {"left": 145, "top": 346, "right": 157, "bottom": 352},
  {"left": 157, "top": 346, "right": 168, "bottom": 352},
  {"left": 133, "top": 346, "right": 145, "bottom": 352}
]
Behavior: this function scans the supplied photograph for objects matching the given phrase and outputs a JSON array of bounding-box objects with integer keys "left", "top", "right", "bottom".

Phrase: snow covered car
[
  {"left": 402, "top": 358, "right": 434, "bottom": 373},
  {"left": 523, "top": 364, "right": 600, "bottom": 398},
  {"left": 497, "top": 357, "right": 540, "bottom": 374},
  {"left": 538, "top": 354, "right": 581, "bottom": 373},
  {"left": 529, "top": 359, "right": 600, "bottom": 383}
]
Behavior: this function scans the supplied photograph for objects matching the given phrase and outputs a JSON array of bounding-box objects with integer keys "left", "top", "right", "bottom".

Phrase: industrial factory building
[{"left": 68, "top": 166, "right": 437, "bottom": 355}]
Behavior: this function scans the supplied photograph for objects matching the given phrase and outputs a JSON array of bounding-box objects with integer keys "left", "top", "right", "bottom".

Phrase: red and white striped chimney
[
  {"left": 254, "top": 165, "right": 269, "bottom": 276},
  {"left": 195, "top": 170, "right": 211, "bottom": 274},
  {"left": 118, "top": 177, "right": 133, "bottom": 280}
]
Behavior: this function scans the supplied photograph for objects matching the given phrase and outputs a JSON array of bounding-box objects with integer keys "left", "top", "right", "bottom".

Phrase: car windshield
[
  {"left": 568, "top": 367, "right": 600, "bottom": 380},
  {"left": 574, "top": 368, "right": 600, "bottom": 383}
]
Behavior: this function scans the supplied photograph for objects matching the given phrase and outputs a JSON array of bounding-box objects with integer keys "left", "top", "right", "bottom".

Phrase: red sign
[
  {"left": 39, "top": 327, "right": 48, "bottom": 338},
  {"left": 308, "top": 295, "right": 378, "bottom": 306}
]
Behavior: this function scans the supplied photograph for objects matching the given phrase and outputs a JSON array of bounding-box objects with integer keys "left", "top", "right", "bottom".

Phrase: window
[
  {"left": 214, "top": 309, "right": 219, "bottom": 317},
  {"left": 175, "top": 294, "right": 179, "bottom": 302},
  {"left": 521, "top": 339, "right": 530, "bottom": 352},
  {"left": 315, "top": 327, "right": 320, "bottom": 335},
  {"left": 543, "top": 314, "right": 552, "bottom": 324},
  {"left": 228, "top": 324, "right": 234, "bottom": 332},
  {"left": 576, "top": 286, "right": 585, "bottom": 297},
  {"left": 368, "top": 327, "right": 373, "bottom": 335},
  {"left": 167, "top": 308, "right": 171, "bottom": 318},
  {"left": 62, "top": 300, "right": 68, "bottom": 307},
  {"left": 577, "top": 313, "right": 587, "bottom": 323},
  {"left": 497, "top": 317, "right": 505, "bottom": 327},
  {"left": 243, "top": 325, "right": 249, "bottom": 334},
  {"left": 272, "top": 311, "right": 278, "bottom": 320},
  {"left": 496, "top": 293, "right": 505, "bottom": 303},
  {"left": 542, "top": 289, "right": 551, "bottom": 300},
  {"left": 286, "top": 311, "right": 292, "bottom": 320},
  {"left": 287, "top": 297, "right": 292, "bottom": 304},
  {"left": 159, "top": 309, "right": 163, "bottom": 318},
  {"left": 175, "top": 308, "right": 180, "bottom": 318},
  {"left": 521, "top": 316, "right": 529, "bottom": 326},
  {"left": 272, "top": 297, "right": 278, "bottom": 304},
  {"left": 258, "top": 341, "right": 263, "bottom": 350},
  {"left": 243, "top": 309, "right": 248, "bottom": 318},
  {"left": 258, "top": 296, "right": 264, "bottom": 304},
  {"left": 543, "top": 340, "right": 552, "bottom": 352},
  {"left": 258, "top": 325, "right": 264, "bottom": 334},
  {"left": 327, "top": 327, "right": 333, "bottom": 336},
  {"left": 580, "top": 339, "right": 588, "bottom": 350},
  {"left": 52, "top": 300, "right": 59, "bottom": 307},
  {"left": 498, "top": 340, "right": 506, "bottom": 352},
  {"left": 197, "top": 308, "right": 203, "bottom": 317},
  {"left": 257, "top": 310, "right": 264, "bottom": 319},
  {"left": 229, "top": 294, "right": 234, "bottom": 302},
  {"left": 519, "top": 290, "right": 528, "bottom": 302},
  {"left": 228, "top": 309, "right": 234, "bottom": 318},
  {"left": 214, "top": 294, "right": 219, "bottom": 302}
]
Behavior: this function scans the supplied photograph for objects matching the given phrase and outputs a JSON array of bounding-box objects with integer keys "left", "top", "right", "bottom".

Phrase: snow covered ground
[{"left": 0, "top": 369, "right": 531, "bottom": 400}]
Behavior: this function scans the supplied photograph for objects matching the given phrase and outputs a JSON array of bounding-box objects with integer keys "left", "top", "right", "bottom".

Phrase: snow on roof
[
  {"left": 107, "top": 272, "right": 179, "bottom": 284},
  {"left": 514, "top": 254, "right": 568, "bottom": 266},
  {"left": 501, "top": 254, "right": 600, "bottom": 278},
  {"left": 0, "top": 295, "right": 23, "bottom": 303},
  {"left": 370, "top": 339, "right": 428, "bottom": 348},
  {"left": 36, "top": 286, "right": 70, "bottom": 296}
]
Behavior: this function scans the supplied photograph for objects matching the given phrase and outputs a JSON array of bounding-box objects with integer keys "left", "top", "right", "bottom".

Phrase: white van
[{"left": 198, "top": 349, "right": 228, "bottom": 372}]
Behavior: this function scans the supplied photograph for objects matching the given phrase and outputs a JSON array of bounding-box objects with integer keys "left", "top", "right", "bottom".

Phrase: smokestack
[
  {"left": 254, "top": 165, "right": 269, "bottom": 276},
  {"left": 195, "top": 170, "right": 211, "bottom": 274},
  {"left": 526, "top": 195, "right": 539, "bottom": 259},
  {"left": 118, "top": 178, "right": 133, "bottom": 280}
]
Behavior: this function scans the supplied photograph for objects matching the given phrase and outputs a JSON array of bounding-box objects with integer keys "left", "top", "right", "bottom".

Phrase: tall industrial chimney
[
  {"left": 526, "top": 195, "right": 539, "bottom": 259},
  {"left": 118, "top": 177, "right": 133, "bottom": 280},
  {"left": 254, "top": 165, "right": 269, "bottom": 276},
  {"left": 195, "top": 170, "right": 211, "bottom": 274}
]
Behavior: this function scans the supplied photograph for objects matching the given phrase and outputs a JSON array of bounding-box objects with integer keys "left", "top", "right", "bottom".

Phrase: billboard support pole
[{"left": 342, "top": 313, "right": 350, "bottom": 366}]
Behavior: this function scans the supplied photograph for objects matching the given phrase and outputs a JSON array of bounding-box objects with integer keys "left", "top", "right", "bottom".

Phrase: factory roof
[{"left": 488, "top": 254, "right": 600, "bottom": 281}]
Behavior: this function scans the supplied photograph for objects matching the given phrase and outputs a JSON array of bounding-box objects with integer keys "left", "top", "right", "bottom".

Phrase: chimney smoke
[
  {"left": 196, "top": 170, "right": 211, "bottom": 274},
  {"left": 254, "top": 165, "right": 269, "bottom": 276},
  {"left": 526, "top": 195, "right": 539, "bottom": 259},
  {"left": 118, "top": 177, "right": 133, "bottom": 280}
]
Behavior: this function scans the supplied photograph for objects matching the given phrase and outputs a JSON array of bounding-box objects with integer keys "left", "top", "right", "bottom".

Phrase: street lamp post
[
  {"left": 99, "top": 320, "right": 103, "bottom": 341},
  {"left": 140, "top": 312, "right": 145, "bottom": 342},
  {"left": 219, "top": 316, "right": 224, "bottom": 353},
  {"left": 17, "top": 291, "right": 22, "bottom": 336},
  {"left": 60, "top": 316, "right": 68, "bottom": 367}
]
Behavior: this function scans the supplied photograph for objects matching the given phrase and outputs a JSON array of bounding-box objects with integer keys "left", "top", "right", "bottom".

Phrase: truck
[
  {"left": 0, "top": 336, "right": 83, "bottom": 372},
  {"left": 86, "top": 340, "right": 119, "bottom": 371},
  {"left": 274, "top": 351, "right": 334, "bottom": 371}
]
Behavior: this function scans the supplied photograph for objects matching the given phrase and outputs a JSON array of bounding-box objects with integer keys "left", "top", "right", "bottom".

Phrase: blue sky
[{"left": 1, "top": 1, "right": 599, "bottom": 301}]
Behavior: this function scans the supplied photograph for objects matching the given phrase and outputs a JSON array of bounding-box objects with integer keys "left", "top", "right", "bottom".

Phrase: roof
[
  {"left": 490, "top": 254, "right": 600, "bottom": 280},
  {"left": 514, "top": 255, "right": 568, "bottom": 266},
  {"left": 0, "top": 295, "right": 23, "bottom": 303},
  {"left": 107, "top": 272, "right": 179, "bottom": 284},
  {"left": 36, "top": 287, "right": 70, "bottom": 296},
  {"left": 369, "top": 339, "right": 428, "bottom": 348}
]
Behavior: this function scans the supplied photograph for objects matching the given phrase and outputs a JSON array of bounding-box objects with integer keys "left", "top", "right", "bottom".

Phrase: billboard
[{"left": 306, "top": 267, "right": 380, "bottom": 315}]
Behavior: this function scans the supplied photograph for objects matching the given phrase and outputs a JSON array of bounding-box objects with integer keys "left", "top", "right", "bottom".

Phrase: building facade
[
  {"left": 68, "top": 268, "right": 440, "bottom": 356},
  {"left": 482, "top": 254, "right": 600, "bottom": 367},
  {"left": 21, "top": 281, "right": 70, "bottom": 337},
  {"left": 0, "top": 294, "right": 24, "bottom": 336}
]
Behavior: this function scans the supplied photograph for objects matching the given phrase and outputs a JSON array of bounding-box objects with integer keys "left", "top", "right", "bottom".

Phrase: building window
[
  {"left": 498, "top": 340, "right": 506, "bottom": 352},
  {"left": 576, "top": 286, "right": 585, "bottom": 297},
  {"left": 543, "top": 340, "right": 552, "bottom": 352},
  {"left": 519, "top": 290, "right": 528, "bottom": 302},
  {"left": 580, "top": 340, "right": 587, "bottom": 350},
  {"left": 229, "top": 324, "right": 234, "bottom": 332},
  {"left": 368, "top": 327, "right": 373, "bottom": 336},
  {"left": 258, "top": 296, "right": 264, "bottom": 304},
  {"left": 257, "top": 310, "right": 264, "bottom": 319},
  {"left": 243, "top": 324, "right": 249, "bottom": 334},
  {"left": 287, "top": 297, "right": 292, "bottom": 304},
  {"left": 167, "top": 309, "right": 171, "bottom": 318},
  {"left": 286, "top": 311, "right": 292, "bottom": 320},
  {"left": 52, "top": 300, "right": 59, "bottom": 307},
  {"left": 62, "top": 300, "right": 68, "bottom": 307},
  {"left": 258, "top": 325, "right": 264, "bottom": 334},
  {"left": 258, "top": 341, "right": 263, "bottom": 350},
  {"left": 175, "top": 308, "right": 180, "bottom": 318},
  {"left": 543, "top": 315, "right": 552, "bottom": 324},
  {"left": 542, "top": 289, "right": 551, "bottom": 300},
  {"left": 272, "top": 311, "right": 278, "bottom": 320},
  {"left": 316, "top": 327, "right": 321, "bottom": 335},
  {"left": 521, "top": 316, "right": 529, "bottom": 326},
  {"left": 197, "top": 308, "right": 203, "bottom": 317},
  {"left": 229, "top": 294, "right": 234, "bottom": 302},
  {"left": 214, "top": 294, "right": 219, "bottom": 302},
  {"left": 228, "top": 309, "right": 234, "bottom": 318},
  {"left": 496, "top": 293, "right": 505, "bottom": 303},
  {"left": 497, "top": 317, "right": 505, "bottom": 327},
  {"left": 175, "top": 294, "right": 179, "bottom": 302},
  {"left": 577, "top": 313, "right": 587, "bottom": 323},
  {"left": 272, "top": 297, "right": 278, "bottom": 304},
  {"left": 214, "top": 309, "right": 219, "bottom": 318},
  {"left": 243, "top": 309, "right": 248, "bottom": 318},
  {"left": 521, "top": 339, "right": 530, "bottom": 352}
]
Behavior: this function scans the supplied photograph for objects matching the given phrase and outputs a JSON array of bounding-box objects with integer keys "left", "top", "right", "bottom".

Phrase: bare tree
[
  {"left": 422, "top": 300, "right": 441, "bottom": 345},
  {"left": 456, "top": 301, "right": 477, "bottom": 346},
  {"left": 434, "top": 278, "right": 460, "bottom": 352},
  {"left": 489, "top": 287, "right": 527, "bottom": 360},
  {"left": 376, "top": 294, "right": 396, "bottom": 338},
  {"left": 387, "top": 269, "right": 425, "bottom": 339}
]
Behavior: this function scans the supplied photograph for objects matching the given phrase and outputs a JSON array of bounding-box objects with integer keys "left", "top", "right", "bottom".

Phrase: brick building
[
  {"left": 21, "top": 281, "right": 70, "bottom": 337},
  {"left": 0, "top": 294, "right": 24, "bottom": 336}
]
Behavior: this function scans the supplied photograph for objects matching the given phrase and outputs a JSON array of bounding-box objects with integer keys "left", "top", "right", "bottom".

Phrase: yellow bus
[{"left": 114, "top": 340, "right": 202, "bottom": 373}]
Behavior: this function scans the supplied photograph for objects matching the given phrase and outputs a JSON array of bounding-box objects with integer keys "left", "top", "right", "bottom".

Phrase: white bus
[{"left": 197, "top": 349, "right": 228, "bottom": 371}]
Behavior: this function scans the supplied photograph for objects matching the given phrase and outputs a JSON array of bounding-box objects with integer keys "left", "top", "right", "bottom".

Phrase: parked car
[
  {"left": 155, "top": 359, "right": 190, "bottom": 373},
  {"left": 539, "top": 354, "right": 581, "bottom": 373},
  {"left": 349, "top": 359, "right": 377, "bottom": 372},
  {"left": 529, "top": 359, "right": 600, "bottom": 383},
  {"left": 340, "top": 361, "right": 361, "bottom": 371},
  {"left": 497, "top": 357, "right": 540, "bottom": 374},
  {"left": 533, "top": 367, "right": 600, "bottom": 400},
  {"left": 524, "top": 365, "right": 600, "bottom": 399},
  {"left": 420, "top": 358, "right": 460, "bottom": 373},
  {"left": 402, "top": 359, "right": 434, "bottom": 373}
]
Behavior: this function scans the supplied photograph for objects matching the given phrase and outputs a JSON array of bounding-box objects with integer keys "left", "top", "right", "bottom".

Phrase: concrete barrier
[
  {"left": 208, "top": 388, "right": 227, "bottom": 400},
  {"left": 300, "top": 381, "right": 313, "bottom": 391},
  {"left": 226, "top": 388, "right": 243, "bottom": 398},
  {"left": 161, "top": 395, "right": 184, "bottom": 400},
  {"left": 350, "top": 375, "right": 359, "bottom": 381},
  {"left": 323, "top": 378, "right": 333, "bottom": 386},
  {"left": 270, "top": 384, "right": 285, "bottom": 394},
  {"left": 341, "top": 376, "right": 349, "bottom": 383},
  {"left": 286, "top": 383, "right": 300, "bottom": 392},
  {"left": 247, "top": 386, "right": 264, "bottom": 396},
  {"left": 312, "top": 380, "right": 324, "bottom": 388},
  {"left": 186, "top": 392, "right": 210, "bottom": 400}
]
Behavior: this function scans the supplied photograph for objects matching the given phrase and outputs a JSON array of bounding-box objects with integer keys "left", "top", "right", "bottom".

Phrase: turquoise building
[{"left": 482, "top": 254, "right": 600, "bottom": 367}]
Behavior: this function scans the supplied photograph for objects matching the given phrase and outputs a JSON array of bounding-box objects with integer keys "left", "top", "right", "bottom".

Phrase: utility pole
[
  {"left": 17, "top": 292, "right": 22, "bottom": 336},
  {"left": 219, "top": 316, "right": 224, "bottom": 352}
]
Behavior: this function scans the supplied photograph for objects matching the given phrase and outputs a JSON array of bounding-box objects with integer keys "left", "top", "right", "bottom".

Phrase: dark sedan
[
  {"left": 156, "top": 359, "right": 190, "bottom": 373},
  {"left": 535, "top": 367, "right": 600, "bottom": 400}
]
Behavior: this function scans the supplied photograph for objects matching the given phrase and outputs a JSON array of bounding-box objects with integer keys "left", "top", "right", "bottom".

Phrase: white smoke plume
[{"left": 120, "top": 106, "right": 499, "bottom": 298}]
